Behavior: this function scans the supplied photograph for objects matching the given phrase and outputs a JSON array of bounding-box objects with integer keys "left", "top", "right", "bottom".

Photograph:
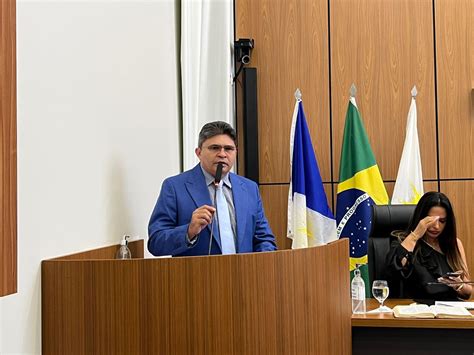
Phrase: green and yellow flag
[{"left": 336, "top": 96, "right": 389, "bottom": 290}]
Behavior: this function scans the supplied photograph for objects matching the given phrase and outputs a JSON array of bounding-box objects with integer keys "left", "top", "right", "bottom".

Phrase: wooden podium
[{"left": 42, "top": 239, "right": 351, "bottom": 354}]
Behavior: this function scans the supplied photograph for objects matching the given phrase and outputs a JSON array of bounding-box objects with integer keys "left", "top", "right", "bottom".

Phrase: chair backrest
[{"left": 368, "top": 204, "right": 416, "bottom": 297}]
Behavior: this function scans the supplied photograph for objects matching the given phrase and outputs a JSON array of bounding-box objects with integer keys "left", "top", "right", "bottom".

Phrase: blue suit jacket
[{"left": 148, "top": 164, "right": 277, "bottom": 256}]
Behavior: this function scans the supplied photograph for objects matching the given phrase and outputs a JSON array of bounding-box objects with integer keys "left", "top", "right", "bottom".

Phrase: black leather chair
[{"left": 368, "top": 204, "right": 416, "bottom": 298}]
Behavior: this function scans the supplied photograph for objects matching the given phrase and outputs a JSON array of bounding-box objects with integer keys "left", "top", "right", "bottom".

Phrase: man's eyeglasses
[{"left": 204, "top": 144, "right": 237, "bottom": 153}]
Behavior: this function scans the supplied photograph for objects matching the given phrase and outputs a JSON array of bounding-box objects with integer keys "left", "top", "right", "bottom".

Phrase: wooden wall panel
[
  {"left": 436, "top": 0, "right": 474, "bottom": 178},
  {"left": 260, "top": 185, "right": 291, "bottom": 250},
  {"left": 440, "top": 182, "right": 474, "bottom": 278},
  {"left": 236, "top": 0, "right": 331, "bottom": 183},
  {"left": 383, "top": 181, "right": 439, "bottom": 202},
  {"left": 422, "top": 181, "right": 440, "bottom": 195},
  {"left": 237, "top": 0, "right": 469, "bottom": 253},
  {"left": 0, "top": 0, "right": 17, "bottom": 296},
  {"left": 330, "top": 0, "right": 437, "bottom": 181}
]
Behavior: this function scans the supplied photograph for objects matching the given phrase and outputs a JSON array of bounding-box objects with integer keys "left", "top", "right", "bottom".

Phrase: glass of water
[{"left": 372, "top": 280, "right": 391, "bottom": 312}]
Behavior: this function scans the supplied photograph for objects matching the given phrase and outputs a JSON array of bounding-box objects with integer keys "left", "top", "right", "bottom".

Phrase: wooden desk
[{"left": 352, "top": 299, "right": 474, "bottom": 355}]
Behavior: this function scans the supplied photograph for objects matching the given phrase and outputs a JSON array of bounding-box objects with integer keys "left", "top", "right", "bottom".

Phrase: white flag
[{"left": 392, "top": 95, "right": 423, "bottom": 204}]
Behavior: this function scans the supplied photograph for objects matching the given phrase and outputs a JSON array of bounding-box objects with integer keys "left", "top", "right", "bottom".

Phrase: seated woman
[{"left": 386, "top": 191, "right": 472, "bottom": 300}]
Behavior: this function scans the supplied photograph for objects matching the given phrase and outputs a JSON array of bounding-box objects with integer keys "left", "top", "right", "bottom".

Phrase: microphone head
[{"left": 214, "top": 163, "right": 223, "bottom": 185}]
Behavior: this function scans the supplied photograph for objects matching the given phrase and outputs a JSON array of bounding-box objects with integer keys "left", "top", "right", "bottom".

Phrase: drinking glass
[{"left": 372, "top": 280, "right": 391, "bottom": 312}]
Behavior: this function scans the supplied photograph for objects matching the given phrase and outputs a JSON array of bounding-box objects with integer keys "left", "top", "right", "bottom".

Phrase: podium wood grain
[
  {"left": 42, "top": 239, "right": 350, "bottom": 354},
  {"left": 48, "top": 239, "right": 145, "bottom": 261}
]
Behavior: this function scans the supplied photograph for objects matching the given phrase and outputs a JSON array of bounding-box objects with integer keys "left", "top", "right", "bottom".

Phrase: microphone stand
[
  {"left": 208, "top": 183, "right": 219, "bottom": 255},
  {"left": 208, "top": 162, "right": 223, "bottom": 255}
]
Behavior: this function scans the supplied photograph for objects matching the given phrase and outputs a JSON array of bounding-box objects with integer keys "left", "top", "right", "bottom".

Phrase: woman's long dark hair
[{"left": 405, "top": 191, "right": 467, "bottom": 275}]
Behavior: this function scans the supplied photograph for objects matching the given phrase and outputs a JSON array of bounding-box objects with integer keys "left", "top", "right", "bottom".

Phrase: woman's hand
[
  {"left": 400, "top": 216, "right": 441, "bottom": 263},
  {"left": 413, "top": 215, "right": 440, "bottom": 239},
  {"left": 437, "top": 270, "right": 463, "bottom": 289}
]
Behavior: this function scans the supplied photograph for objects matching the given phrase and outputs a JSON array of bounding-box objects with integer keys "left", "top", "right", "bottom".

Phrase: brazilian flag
[{"left": 336, "top": 98, "right": 388, "bottom": 293}]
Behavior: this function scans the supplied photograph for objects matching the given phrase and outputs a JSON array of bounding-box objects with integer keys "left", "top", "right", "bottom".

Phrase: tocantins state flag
[{"left": 336, "top": 96, "right": 389, "bottom": 290}]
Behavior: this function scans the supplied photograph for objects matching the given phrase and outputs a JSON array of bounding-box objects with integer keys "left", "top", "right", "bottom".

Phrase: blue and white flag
[{"left": 287, "top": 95, "right": 337, "bottom": 248}]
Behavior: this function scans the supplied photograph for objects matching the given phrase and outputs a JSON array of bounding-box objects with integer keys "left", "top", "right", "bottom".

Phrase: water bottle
[
  {"left": 116, "top": 235, "right": 132, "bottom": 259},
  {"left": 351, "top": 266, "right": 366, "bottom": 314}
]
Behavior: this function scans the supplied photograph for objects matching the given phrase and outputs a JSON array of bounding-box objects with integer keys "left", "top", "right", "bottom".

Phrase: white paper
[{"left": 435, "top": 301, "right": 474, "bottom": 310}]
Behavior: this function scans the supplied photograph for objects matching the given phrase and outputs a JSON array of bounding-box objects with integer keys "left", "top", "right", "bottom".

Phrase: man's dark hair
[{"left": 198, "top": 121, "right": 237, "bottom": 148}]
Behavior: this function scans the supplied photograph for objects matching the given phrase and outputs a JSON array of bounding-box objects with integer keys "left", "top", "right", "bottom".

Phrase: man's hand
[{"left": 187, "top": 205, "right": 216, "bottom": 239}]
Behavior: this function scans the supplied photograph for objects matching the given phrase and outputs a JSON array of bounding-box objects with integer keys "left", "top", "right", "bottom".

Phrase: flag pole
[
  {"left": 349, "top": 83, "right": 357, "bottom": 107},
  {"left": 350, "top": 83, "right": 357, "bottom": 98},
  {"left": 294, "top": 88, "right": 302, "bottom": 101}
]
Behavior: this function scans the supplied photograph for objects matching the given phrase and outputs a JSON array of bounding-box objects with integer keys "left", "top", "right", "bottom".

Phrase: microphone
[
  {"left": 208, "top": 163, "right": 224, "bottom": 254},
  {"left": 214, "top": 162, "right": 223, "bottom": 186}
]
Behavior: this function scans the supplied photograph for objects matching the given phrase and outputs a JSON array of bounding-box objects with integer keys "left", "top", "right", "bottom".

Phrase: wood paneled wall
[
  {"left": 236, "top": 0, "right": 331, "bottom": 183},
  {"left": 437, "top": 0, "right": 473, "bottom": 179},
  {"left": 0, "top": 0, "right": 17, "bottom": 297},
  {"left": 436, "top": 0, "right": 474, "bottom": 277},
  {"left": 330, "top": 0, "right": 436, "bottom": 181},
  {"left": 236, "top": 0, "right": 474, "bottom": 275}
]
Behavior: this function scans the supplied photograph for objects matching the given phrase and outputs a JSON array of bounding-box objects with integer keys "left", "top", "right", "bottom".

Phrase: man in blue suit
[{"left": 148, "top": 121, "right": 277, "bottom": 256}]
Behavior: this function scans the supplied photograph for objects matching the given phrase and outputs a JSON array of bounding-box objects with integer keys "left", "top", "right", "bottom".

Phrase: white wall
[{"left": 1, "top": 0, "right": 180, "bottom": 353}]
